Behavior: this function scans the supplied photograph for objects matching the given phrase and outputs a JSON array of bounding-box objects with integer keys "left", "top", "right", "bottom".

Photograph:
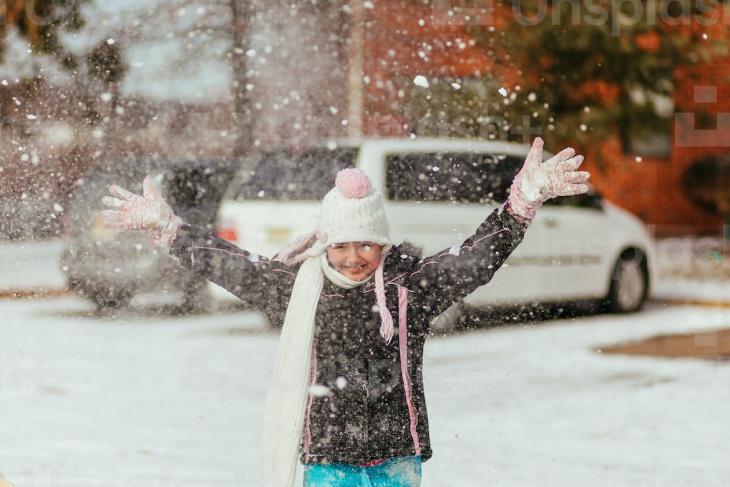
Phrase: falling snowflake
[
  {"left": 309, "top": 384, "right": 333, "bottom": 397},
  {"left": 413, "top": 75, "right": 429, "bottom": 88}
]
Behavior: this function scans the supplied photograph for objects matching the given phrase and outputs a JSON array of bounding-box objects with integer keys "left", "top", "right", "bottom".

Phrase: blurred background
[
  {"left": 0, "top": 0, "right": 728, "bottom": 286},
  {"left": 0, "top": 0, "right": 728, "bottom": 239},
  {"left": 1, "top": 1, "right": 729, "bottom": 486}
]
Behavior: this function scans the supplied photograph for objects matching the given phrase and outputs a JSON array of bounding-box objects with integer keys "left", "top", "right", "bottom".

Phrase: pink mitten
[
  {"left": 100, "top": 175, "right": 183, "bottom": 248},
  {"left": 508, "top": 137, "right": 590, "bottom": 221}
]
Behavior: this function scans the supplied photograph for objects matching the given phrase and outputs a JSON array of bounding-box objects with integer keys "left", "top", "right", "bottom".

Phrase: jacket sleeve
[
  {"left": 407, "top": 202, "right": 529, "bottom": 319},
  {"left": 168, "top": 223, "right": 296, "bottom": 306}
]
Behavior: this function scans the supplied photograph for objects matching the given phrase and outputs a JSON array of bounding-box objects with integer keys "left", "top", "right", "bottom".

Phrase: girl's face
[{"left": 326, "top": 242, "right": 383, "bottom": 281}]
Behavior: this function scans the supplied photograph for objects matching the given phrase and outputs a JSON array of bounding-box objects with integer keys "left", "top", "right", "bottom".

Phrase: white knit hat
[{"left": 318, "top": 168, "right": 391, "bottom": 246}]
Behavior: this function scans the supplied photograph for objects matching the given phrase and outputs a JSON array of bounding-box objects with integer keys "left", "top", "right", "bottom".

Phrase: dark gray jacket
[{"left": 169, "top": 203, "right": 528, "bottom": 465}]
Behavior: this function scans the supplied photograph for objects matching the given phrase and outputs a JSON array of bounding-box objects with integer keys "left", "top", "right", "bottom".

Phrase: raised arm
[
  {"left": 407, "top": 203, "right": 529, "bottom": 319},
  {"left": 408, "top": 137, "right": 590, "bottom": 318},
  {"left": 168, "top": 223, "right": 296, "bottom": 305},
  {"left": 99, "top": 175, "right": 296, "bottom": 305}
]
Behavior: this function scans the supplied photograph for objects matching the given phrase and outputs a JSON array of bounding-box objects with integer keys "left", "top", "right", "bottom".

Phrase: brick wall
[{"left": 360, "top": 1, "right": 727, "bottom": 236}]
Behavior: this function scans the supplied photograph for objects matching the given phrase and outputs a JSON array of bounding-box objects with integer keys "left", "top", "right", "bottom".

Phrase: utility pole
[
  {"left": 230, "top": 0, "right": 254, "bottom": 159},
  {"left": 347, "top": 0, "right": 364, "bottom": 139}
]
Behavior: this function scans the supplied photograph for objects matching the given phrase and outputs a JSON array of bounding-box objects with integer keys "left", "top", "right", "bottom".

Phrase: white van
[{"left": 213, "top": 138, "right": 655, "bottom": 323}]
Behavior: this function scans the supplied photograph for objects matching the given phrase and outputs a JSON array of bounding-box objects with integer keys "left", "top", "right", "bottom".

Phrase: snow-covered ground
[
  {"left": 0, "top": 240, "right": 66, "bottom": 291},
  {"left": 653, "top": 278, "right": 730, "bottom": 304},
  {"left": 1, "top": 297, "right": 728, "bottom": 486}
]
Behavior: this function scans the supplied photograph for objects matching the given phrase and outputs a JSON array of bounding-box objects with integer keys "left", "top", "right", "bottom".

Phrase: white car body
[{"left": 212, "top": 138, "right": 656, "bottom": 309}]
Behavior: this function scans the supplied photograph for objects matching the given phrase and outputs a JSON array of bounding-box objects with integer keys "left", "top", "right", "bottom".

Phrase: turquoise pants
[{"left": 303, "top": 456, "right": 422, "bottom": 487}]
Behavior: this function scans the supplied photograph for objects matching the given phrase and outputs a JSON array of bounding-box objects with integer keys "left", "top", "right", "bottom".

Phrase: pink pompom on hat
[{"left": 335, "top": 168, "right": 372, "bottom": 199}]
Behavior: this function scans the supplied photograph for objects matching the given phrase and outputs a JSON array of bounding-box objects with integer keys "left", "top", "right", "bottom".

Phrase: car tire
[
  {"left": 604, "top": 249, "right": 648, "bottom": 313},
  {"left": 88, "top": 288, "right": 133, "bottom": 311},
  {"left": 180, "top": 280, "right": 212, "bottom": 313}
]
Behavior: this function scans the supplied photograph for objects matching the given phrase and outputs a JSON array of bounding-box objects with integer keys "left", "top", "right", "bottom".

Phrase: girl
[{"left": 101, "top": 137, "right": 589, "bottom": 487}]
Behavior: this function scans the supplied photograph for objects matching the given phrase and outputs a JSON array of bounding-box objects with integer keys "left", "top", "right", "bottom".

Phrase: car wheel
[
  {"left": 604, "top": 249, "right": 648, "bottom": 313},
  {"left": 180, "top": 281, "right": 211, "bottom": 313},
  {"left": 88, "top": 288, "right": 133, "bottom": 311}
]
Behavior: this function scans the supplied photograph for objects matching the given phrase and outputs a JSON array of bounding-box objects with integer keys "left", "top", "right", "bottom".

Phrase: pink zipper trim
[{"left": 397, "top": 284, "right": 421, "bottom": 455}]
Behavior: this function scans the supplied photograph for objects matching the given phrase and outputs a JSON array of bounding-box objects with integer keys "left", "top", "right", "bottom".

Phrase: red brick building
[{"left": 349, "top": 1, "right": 728, "bottom": 236}]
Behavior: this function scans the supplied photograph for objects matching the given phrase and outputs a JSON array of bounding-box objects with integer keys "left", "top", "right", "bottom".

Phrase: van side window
[
  {"left": 232, "top": 147, "right": 358, "bottom": 201},
  {"left": 385, "top": 152, "right": 523, "bottom": 204}
]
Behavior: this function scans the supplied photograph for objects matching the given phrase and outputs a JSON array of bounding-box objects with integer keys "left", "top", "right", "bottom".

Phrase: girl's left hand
[{"left": 508, "top": 137, "right": 590, "bottom": 221}]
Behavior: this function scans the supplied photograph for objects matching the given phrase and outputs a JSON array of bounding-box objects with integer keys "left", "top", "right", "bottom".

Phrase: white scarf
[
  {"left": 319, "top": 253, "right": 375, "bottom": 289},
  {"left": 262, "top": 250, "right": 385, "bottom": 487}
]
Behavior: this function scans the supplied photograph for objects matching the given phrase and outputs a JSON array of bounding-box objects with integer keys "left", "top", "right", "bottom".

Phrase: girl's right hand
[
  {"left": 508, "top": 137, "right": 590, "bottom": 221},
  {"left": 100, "top": 174, "right": 182, "bottom": 247}
]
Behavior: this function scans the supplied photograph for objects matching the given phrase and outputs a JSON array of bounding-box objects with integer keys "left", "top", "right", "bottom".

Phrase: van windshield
[
  {"left": 231, "top": 146, "right": 359, "bottom": 201},
  {"left": 385, "top": 152, "right": 524, "bottom": 204}
]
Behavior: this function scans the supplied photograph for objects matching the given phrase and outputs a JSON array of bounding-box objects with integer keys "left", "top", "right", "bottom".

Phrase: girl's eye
[{"left": 362, "top": 245, "right": 371, "bottom": 251}]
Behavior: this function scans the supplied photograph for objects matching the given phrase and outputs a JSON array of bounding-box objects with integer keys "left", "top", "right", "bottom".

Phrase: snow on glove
[
  {"left": 100, "top": 175, "right": 183, "bottom": 248},
  {"left": 508, "top": 137, "right": 590, "bottom": 221}
]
